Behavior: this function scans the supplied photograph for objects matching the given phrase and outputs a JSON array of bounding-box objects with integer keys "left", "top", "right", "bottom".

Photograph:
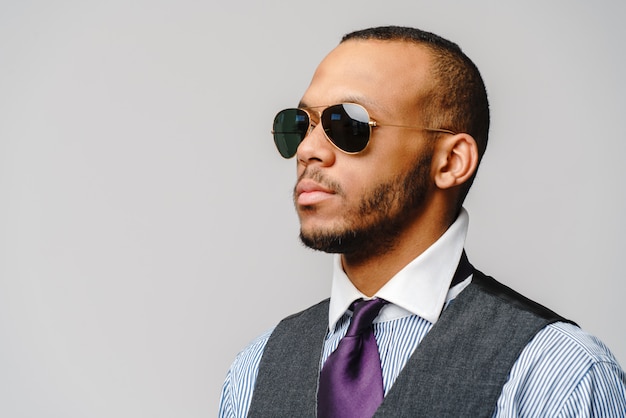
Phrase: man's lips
[{"left": 295, "top": 179, "right": 336, "bottom": 206}]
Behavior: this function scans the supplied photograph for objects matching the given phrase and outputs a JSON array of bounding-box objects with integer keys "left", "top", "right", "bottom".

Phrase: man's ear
[{"left": 432, "top": 133, "right": 479, "bottom": 190}]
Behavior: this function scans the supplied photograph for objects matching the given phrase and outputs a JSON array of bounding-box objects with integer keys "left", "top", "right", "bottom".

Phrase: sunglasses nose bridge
[{"left": 300, "top": 108, "right": 330, "bottom": 146}]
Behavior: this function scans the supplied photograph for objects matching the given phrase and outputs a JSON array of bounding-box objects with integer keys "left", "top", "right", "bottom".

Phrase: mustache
[{"left": 294, "top": 167, "right": 345, "bottom": 197}]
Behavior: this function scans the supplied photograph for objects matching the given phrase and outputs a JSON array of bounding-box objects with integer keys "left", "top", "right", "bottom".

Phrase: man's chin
[{"left": 299, "top": 229, "right": 359, "bottom": 254}]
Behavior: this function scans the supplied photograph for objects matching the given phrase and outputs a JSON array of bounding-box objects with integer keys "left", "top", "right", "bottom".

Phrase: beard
[{"left": 298, "top": 151, "right": 432, "bottom": 260}]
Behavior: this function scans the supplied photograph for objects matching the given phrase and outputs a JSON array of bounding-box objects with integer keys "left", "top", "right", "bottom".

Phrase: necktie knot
[{"left": 347, "top": 298, "right": 388, "bottom": 337}]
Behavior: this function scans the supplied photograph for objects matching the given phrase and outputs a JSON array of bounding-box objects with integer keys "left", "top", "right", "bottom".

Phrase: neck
[{"left": 341, "top": 205, "right": 454, "bottom": 297}]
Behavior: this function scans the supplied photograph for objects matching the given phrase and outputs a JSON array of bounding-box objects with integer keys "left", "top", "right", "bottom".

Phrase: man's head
[
  {"left": 281, "top": 26, "right": 489, "bottom": 259},
  {"left": 340, "top": 26, "right": 490, "bottom": 202}
]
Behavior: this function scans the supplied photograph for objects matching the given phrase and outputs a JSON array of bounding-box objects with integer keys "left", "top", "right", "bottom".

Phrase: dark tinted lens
[
  {"left": 321, "top": 104, "right": 371, "bottom": 153},
  {"left": 273, "top": 109, "right": 309, "bottom": 158}
]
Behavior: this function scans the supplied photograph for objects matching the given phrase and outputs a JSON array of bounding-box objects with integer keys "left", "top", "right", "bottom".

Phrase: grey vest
[{"left": 248, "top": 271, "right": 573, "bottom": 417}]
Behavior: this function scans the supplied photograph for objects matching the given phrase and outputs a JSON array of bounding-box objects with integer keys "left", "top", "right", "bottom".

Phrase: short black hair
[{"left": 342, "top": 26, "right": 490, "bottom": 204}]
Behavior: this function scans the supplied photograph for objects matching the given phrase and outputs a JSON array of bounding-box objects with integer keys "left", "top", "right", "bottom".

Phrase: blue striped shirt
[
  {"left": 219, "top": 211, "right": 626, "bottom": 416},
  {"left": 219, "top": 314, "right": 626, "bottom": 417}
]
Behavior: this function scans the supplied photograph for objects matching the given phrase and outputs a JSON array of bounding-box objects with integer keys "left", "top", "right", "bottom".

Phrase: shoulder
[
  {"left": 224, "top": 299, "right": 330, "bottom": 384},
  {"left": 218, "top": 328, "right": 274, "bottom": 418},
  {"left": 229, "top": 328, "right": 274, "bottom": 378},
  {"left": 516, "top": 322, "right": 623, "bottom": 381},
  {"left": 471, "top": 270, "right": 570, "bottom": 322},
  {"left": 219, "top": 299, "right": 331, "bottom": 418},
  {"left": 496, "top": 321, "right": 626, "bottom": 416},
  {"left": 279, "top": 298, "right": 330, "bottom": 323}
]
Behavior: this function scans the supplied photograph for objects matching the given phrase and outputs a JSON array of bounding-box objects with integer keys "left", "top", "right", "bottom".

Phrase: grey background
[{"left": 1, "top": 1, "right": 624, "bottom": 416}]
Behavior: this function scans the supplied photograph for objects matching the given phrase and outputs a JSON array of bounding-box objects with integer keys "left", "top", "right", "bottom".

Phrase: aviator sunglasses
[{"left": 272, "top": 103, "right": 457, "bottom": 158}]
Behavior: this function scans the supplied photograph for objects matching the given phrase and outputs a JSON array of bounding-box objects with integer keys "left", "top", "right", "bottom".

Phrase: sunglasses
[{"left": 272, "top": 103, "right": 456, "bottom": 158}]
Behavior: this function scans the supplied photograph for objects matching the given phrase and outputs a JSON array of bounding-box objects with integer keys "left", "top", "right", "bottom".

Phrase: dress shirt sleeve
[
  {"left": 556, "top": 359, "right": 626, "bottom": 417},
  {"left": 494, "top": 322, "right": 626, "bottom": 417},
  {"left": 218, "top": 328, "right": 273, "bottom": 418}
]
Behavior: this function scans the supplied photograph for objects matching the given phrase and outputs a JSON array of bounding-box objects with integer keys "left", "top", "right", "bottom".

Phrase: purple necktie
[{"left": 317, "top": 298, "right": 388, "bottom": 418}]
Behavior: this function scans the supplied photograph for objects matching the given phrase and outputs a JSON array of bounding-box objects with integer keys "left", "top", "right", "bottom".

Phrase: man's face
[{"left": 294, "top": 40, "right": 436, "bottom": 258}]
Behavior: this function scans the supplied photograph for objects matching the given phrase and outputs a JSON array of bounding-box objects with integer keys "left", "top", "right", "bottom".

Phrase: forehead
[{"left": 300, "top": 40, "right": 434, "bottom": 117}]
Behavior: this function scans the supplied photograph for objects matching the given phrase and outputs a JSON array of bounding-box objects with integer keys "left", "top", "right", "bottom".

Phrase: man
[{"left": 219, "top": 26, "right": 626, "bottom": 417}]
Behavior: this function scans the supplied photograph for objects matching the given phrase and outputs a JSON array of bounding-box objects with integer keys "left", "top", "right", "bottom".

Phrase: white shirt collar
[{"left": 328, "top": 208, "right": 469, "bottom": 331}]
